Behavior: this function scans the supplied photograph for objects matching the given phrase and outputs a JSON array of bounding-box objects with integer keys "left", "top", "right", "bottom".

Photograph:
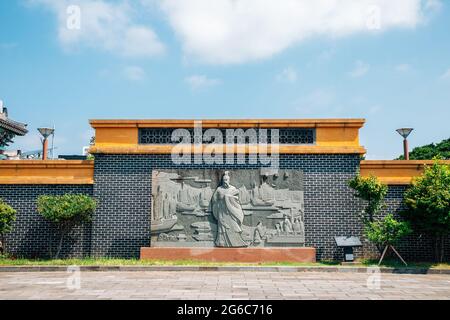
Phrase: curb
[{"left": 0, "top": 265, "right": 449, "bottom": 274}]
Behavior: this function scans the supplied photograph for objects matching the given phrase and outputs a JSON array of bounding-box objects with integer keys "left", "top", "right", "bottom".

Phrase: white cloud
[
  {"left": 121, "top": 26, "right": 164, "bottom": 57},
  {"left": 158, "top": 0, "right": 433, "bottom": 64},
  {"left": 185, "top": 75, "right": 221, "bottom": 90},
  {"left": 395, "top": 64, "right": 412, "bottom": 72},
  {"left": 123, "top": 66, "right": 146, "bottom": 81},
  {"left": 425, "top": 0, "right": 443, "bottom": 11},
  {"left": 276, "top": 67, "right": 298, "bottom": 83},
  {"left": 349, "top": 60, "right": 370, "bottom": 78},
  {"left": 440, "top": 68, "right": 450, "bottom": 80},
  {"left": 29, "top": 0, "right": 440, "bottom": 63},
  {"left": 29, "top": 0, "right": 165, "bottom": 57}
]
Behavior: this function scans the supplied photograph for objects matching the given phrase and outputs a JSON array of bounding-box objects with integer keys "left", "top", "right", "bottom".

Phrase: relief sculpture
[
  {"left": 211, "top": 171, "right": 247, "bottom": 247},
  {"left": 151, "top": 169, "right": 305, "bottom": 248}
]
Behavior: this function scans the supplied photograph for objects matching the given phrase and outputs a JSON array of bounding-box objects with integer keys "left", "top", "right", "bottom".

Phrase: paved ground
[{"left": 0, "top": 271, "right": 449, "bottom": 300}]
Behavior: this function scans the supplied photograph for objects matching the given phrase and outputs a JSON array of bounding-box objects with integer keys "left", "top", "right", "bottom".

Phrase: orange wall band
[
  {"left": 88, "top": 145, "right": 367, "bottom": 155},
  {"left": 3, "top": 120, "right": 447, "bottom": 186},
  {"left": 1, "top": 160, "right": 449, "bottom": 186},
  {"left": 0, "top": 160, "right": 94, "bottom": 185},
  {"left": 360, "top": 160, "right": 450, "bottom": 185}
]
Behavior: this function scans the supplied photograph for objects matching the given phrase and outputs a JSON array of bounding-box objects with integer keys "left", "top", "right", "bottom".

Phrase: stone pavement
[{"left": 0, "top": 271, "right": 449, "bottom": 300}]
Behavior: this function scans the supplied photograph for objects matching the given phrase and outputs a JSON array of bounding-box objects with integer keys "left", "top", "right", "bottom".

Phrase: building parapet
[
  {"left": 89, "top": 119, "right": 367, "bottom": 155},
  {"left": 360, "top": 160, "right": 450, "bottom": 185},
  {"left": 0, "top": 160, "right": 94, "bottom": 185}
]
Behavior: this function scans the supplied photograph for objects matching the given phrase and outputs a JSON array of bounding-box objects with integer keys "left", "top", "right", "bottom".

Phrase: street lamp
[
  {"left": 396, "top": 128, "right": 414, "bottom": 160},
  {"left": 38, "top": 127, "right": 55, "bottom": 160}
]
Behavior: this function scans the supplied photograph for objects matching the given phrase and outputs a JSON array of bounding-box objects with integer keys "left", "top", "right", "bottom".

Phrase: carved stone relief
[{"left": 151, "top": 169, "right": 305, "bottom": 248}]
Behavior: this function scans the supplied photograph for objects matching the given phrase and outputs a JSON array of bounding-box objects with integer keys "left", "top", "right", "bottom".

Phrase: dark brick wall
[
  {"left": 4, "top": 154, "right": 448, "bottom": 261},
  {"left": 91, "top": 153, "right": 363, "bottom": 259},
  {"left": 0, "top": 185, "right": 93, "bottom": 258}
]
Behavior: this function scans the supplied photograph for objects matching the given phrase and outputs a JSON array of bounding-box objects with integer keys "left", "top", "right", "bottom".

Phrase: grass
[
  {"left": 0, "top": 257, "right": 335, "bottom": 267},
  {"left": 359, "top": 259, "right": 450, "bottom": 270},
  {"left": 0, "top": 256, "right": 449, "bottom": 269}
]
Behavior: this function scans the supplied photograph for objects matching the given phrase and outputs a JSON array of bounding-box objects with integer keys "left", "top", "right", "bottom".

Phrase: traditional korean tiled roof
[
  {"left": 0, "top": 107, "right": 28, "bottom": 147},
  {"left": 0, "top": 117, "right": 28, "bottom": 136}
]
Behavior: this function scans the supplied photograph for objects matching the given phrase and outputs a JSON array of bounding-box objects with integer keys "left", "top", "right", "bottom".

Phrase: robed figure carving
[{"left": 211, "top": 171, "right": 248, "bottom": 248}]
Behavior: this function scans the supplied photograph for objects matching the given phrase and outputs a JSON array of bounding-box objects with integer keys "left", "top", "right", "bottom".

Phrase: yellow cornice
[
  {"left": 89, "top": 118, "right": 366, "bottom": 129},
  {"left": 89, "top": 144, "right": 367, "bottom": 155},
  {"left": 0, "top": 160, "right": 94, "bottom": 169},
  {"left": 0, "top": 160, "right": 94, "bottom": 185},
  {"left": 360, "top": 160, "right": 450, "bottom": 185}
]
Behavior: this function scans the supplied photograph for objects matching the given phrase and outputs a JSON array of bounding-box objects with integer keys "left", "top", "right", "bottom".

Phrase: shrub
[
  {"left": 349, "top": 175, "right": 410, "bottom": 256},
  {"left": 0, "top": 199, "right": 17, "bottom": 255},
  {"left": 365, "top": 214, "right": 412, "bottom": 247},
  {"left": 37, "top": 194, "right": 96, "bottom": 258}
]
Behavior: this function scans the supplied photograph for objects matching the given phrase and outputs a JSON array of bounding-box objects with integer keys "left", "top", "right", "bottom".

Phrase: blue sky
[{"left": 0, "top": 0, "right": 449, "bottom": 159}]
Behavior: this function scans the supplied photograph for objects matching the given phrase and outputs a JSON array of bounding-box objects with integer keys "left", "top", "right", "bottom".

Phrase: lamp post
[
  {"left": 396, "top": 128, "right": 414, "bottom": 160},
  {"left": 37, "top": 127, "right": 55, "bottom": 160}
]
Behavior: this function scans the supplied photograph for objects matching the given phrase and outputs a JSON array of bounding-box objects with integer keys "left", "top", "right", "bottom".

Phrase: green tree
[
  {"left": 349, "top": 175, "right": 391, "bottom": 254},
  {"left": 402, "top": 160, "right": 450, "bottom": 262},
  {"left": 37, "top": 194, "right": 96, "bottom": 258},
  {"left": 348, "top": 175, "right": 388, "bottom": 224},
  {"left": 397, "top": 138, "right": 450, "bottom": 160},
  {"left": 0, "top": 199, "right": 16, "bottom": 256},
  {"left": 349, "top": 175, "right": 411, "bottom": 262},
  {"left": 365, "top": 214, "right": 412, "bottom": 247}
]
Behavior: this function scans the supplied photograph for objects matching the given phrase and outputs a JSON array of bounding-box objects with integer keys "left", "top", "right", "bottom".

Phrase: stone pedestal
[{"left": 140, "top": 247, "right": 316, "bottom": 263}]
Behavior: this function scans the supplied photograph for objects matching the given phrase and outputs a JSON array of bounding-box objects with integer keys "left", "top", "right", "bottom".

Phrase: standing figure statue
[
  {"left": 211, "top": 171, "right": 248, "bottom": 248},
  {"left": 283, "top": 215, "right": 293, "bottom": 233}
]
